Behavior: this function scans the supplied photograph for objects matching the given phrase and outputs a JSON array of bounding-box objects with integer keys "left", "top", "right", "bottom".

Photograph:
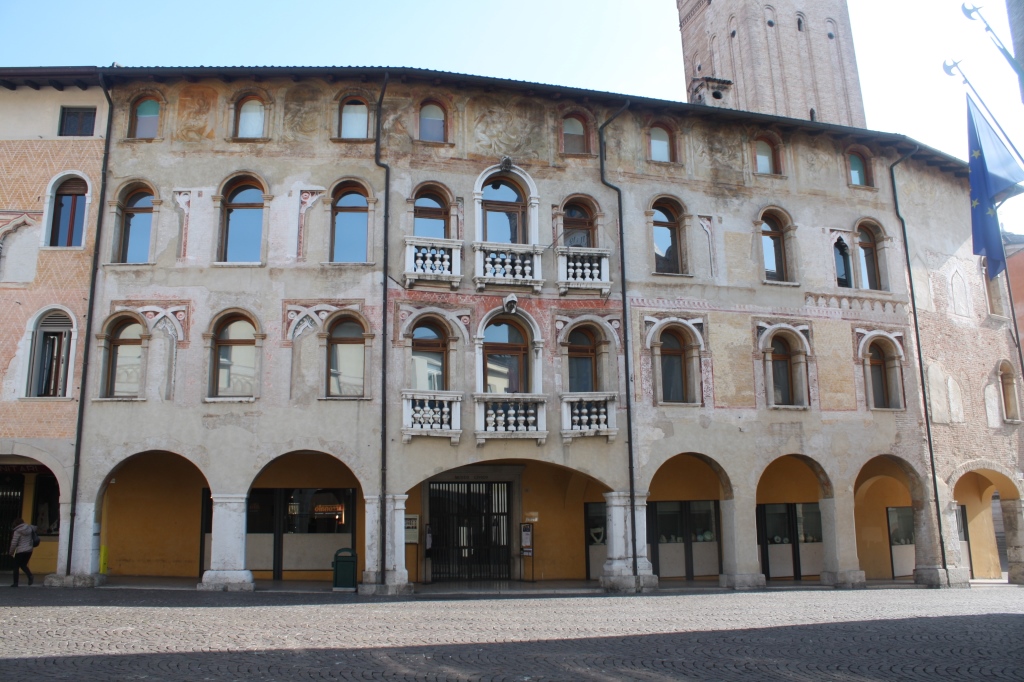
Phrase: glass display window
[
  {"left": 586, "top": 502, "right": 606, "bottom": 546},
  {"left": 656, "top": 502, "right": 683, "bottom": 543},
  {"left": 764, "top": 503, "right": 790, "bottom": 544},
  {"left": 688, "top": 500, "right": 717, "bottom": 542},
  {"left": 796, "top": 503, "right": 822, "bottom": 543}
]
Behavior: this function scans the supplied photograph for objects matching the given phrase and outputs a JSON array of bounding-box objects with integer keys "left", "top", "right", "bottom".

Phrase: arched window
[
  {"left": 413, "top": 192, "right": 448, "bottom": 239},
  {"left": 770, "top": 337, "right": 795, "bottom": 406},
  {"left": 984, "top": 258, "right": 1008, "bottom": 315},
  {"left": 567, "top": 327, "right": 597, "bottom": 392},
  {"left": 106, "top": 319, "right": 143, "bottom": 397},
  {"left": 118, "top": 190, "right": 153, "bottom": 264},
  {"left": 419, "top": 102, "right": 446, "bottom": 142},
  {"left": 754, "top": 137, "right": 779, "bottom": 174},
  {"left": 340, "top": 99, "right": 369, "bottom": 139},
  {"left": 327, "top": 318, "right": 365, "bottom": 397},
  {"left": 130, "top": 98, "right": 160, "bottom": 139},
  {"left": 49, "top": 177, "right": 87, "bottom": 247},
  {"left": 1000, "top": 361, "right": 1019, "bottom": 421},
  {"left": 653, "top": 201, "right": 682, "bottom": 274},
  {"left": 562, "top": 115, "right": 588, "bottom": 154},
  {"left": 834, "top": 238, "right": 852, "bottom": 288},
  {"left": 220, "top": 182, "right": 264, "bottom": 263},
  {"left": 650, "top": 125, "right": 672, "bottom": 162},
  {"left": 482, "top": 177, "right": 525, "bottom": 244},
  {"left": 411, "top": 321, "right": 447, "bottom": 391},
  {"left": 863, "top": 339, "right": 903, "bottom": 410},
  {"left": 857, "top": 226, "right": 880, "bottom": 290},
  {"left": 848, "top": 152, "right": 868, "bottom": 186},
  {"left": 867, "top": 342, "right": 891, "bottom": 409},
  {"left": 331, "top": 185, "right": 369, "bottom": 262},
  {"left": 660, "top": 330, "right": 687, "bottom": 403},
  {"left": 212, "top": 316, "right": 257, "bottom": 397},
  {"left": 235, "top": 97, "right": 265, "bottom": 138},
  {"left": 761, "top": 216, "right": 786, "bottom": 281},
  {"left": 27, "top": 311, "right": 73, "bottom": 397},
  {"left": 483, "top": 319, "right": 528, "bottom": 393},
  {"left": 563, "top": 203, "right": 594, "bottom": 248}
]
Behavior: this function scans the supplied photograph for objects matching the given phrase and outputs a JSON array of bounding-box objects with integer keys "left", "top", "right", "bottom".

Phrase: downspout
[
  {"left": 598, "top": 100, "right": 638, "bottom": 580},
  {"left": 65, "top": 73, "right": 114, "bottom": 578},
  {"left": 373, "top": 71, "right": 391, "bottom": 585},
  {"left": 889, "top": 143, "right": 950, "bottom": 582}
]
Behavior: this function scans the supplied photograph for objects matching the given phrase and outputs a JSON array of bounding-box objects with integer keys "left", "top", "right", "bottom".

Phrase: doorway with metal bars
[{"left": 427, "top": 481, "right": 512, "bottom": 581}]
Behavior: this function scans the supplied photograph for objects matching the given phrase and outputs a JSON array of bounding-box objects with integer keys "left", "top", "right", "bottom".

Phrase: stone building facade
[
  {"left": 0, "top": 68, "right": 107, "bottom": 583},
  {"left": 0, "top": 62, "right": 1003, "bottom": 593}
]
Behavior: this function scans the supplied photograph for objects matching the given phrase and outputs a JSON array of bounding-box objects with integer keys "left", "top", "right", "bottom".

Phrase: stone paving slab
[{"left": 1, "top": 586, "right": 1023, "bottom": 680}]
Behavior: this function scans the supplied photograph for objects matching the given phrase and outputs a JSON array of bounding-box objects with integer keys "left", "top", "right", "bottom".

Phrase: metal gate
[
  {"left": 429, "top": 482, "right": 511, "bottom": 581},
  {"left": 0, "top": 474, "right": 25, "bottom": 572}
]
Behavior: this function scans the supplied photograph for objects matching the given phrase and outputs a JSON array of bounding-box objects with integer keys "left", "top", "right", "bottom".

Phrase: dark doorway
[
  {"left": 0, "top": 474, "right": 25, "bottom": 572},
  {"left": 756, "top": 502, "right": 823, "bottom": 580},
  {"left": 429, "top": 481, "right": 511, "bottom": 581},
  {"left": 647, "top": 500, "right": 722, "bottom": 580}
]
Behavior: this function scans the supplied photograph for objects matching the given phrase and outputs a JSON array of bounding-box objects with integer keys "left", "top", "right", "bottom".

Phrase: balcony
[
  {"left": 556, "top": 247, "right": 611, "bottom": 297},
  {"left": 472, "top": 242, "right": 544, "bottom": 293},
  {"left": 404, "top": 237, "right": 463, "bottom": 289},
  {"left": 402, "top": 390, "right": 463, "bottom": 445},
  {"left": 560, "top": 392, "right": 618, "bottom": 444},
  {"left": 473, "top": 393, "right": 548, "bottom": 446}
]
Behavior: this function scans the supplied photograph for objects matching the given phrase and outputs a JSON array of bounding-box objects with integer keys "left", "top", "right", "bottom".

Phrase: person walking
[{"left": 8, "top": 518, "right": 36, "bottom": 587}]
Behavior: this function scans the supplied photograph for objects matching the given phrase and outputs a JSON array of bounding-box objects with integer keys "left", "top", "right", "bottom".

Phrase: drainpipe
[
  {"left": 64, "top": 73, "right": 114, "bottom": 578},
  {"left": 599, "top": 100, "right": 639, "bottom": 581},
  {"left": 889, "top": 143, "right": 950, "bottom": 582},
  {"left": 373, "top": 71, "right": 391, "bottom": 586}
]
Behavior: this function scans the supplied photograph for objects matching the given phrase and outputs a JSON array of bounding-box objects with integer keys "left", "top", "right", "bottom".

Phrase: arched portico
[
  {"left": 949, "top": 462, "right": 1024, "bottom": 584},
  {"left": 853, "top": 455, "right": 929, "bottom": 582},
  {"left": 0, "top": 446, "right": 67, "bottom": 581}
]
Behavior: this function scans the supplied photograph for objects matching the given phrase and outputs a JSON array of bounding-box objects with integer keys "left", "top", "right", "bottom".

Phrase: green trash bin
[{"left": 332, "top": 548, "right": 357, "bottom": 591}]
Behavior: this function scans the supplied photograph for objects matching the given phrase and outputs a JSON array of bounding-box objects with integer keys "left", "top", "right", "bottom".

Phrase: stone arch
[
  {"left": 329, "top": 176, "right": 377, "bottom": 202},
  {"left": 410, "top": 180, "right": 455, "bottom": 206},
  {"left": 558, "top": 314, "right": 620, "bottom": 350},
  {"left": 758, "top": 454, "right": 834, "bottom": 500},
  {"left": 0, "top": 441, "right": 73, "bottom": 504},
  {"left": 645, "top": 452, "right": 734, "bottom": 499},
  {"left": 286, "top": 303, "right": 363, "bottom": 341},
  {"left": 113, "top": 178, "right": 160, "bottom": 204},
  {"left": 644, "top": 317, "right": 705, "bottom": 352},
  {"left": 475, "top": 304, "right": 543, "bottom": 345},
  {"left": 41, "top": 171, "right": 94, "bottom": 247},
  {"left": 559, "top": 193, "right": 602, "bottom": 215},
  {"left": 400, "top": 306, "right": 469, "bottom": 344},
  {"left": 648, "top": 193, "right": 687, "bottom": 215},
  {"left": 947, "top": 460, "right": 1024, "bottom": 500},
  {"left": 218, "top": 171, "right": 268, "bottom": 196},
  {"left": 757, "top": 322, "right": 810, "bottom": 355},
  {"left": 756, "top": 203, "right": 794, "bottom": 228},
  {"left": 0, "top": 214, "right": 40, "bottom": 282},
  {"left": 246, "top": 449, "right": 370, "bottom": 497},
  {"left": 857, "top": 329, "right": 905, "bottom": 360},
  {"left": 207, "top": 307, "right": 263, "bottom": 336}
]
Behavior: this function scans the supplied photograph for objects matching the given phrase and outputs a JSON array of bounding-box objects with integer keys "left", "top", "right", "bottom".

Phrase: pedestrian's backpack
[{"left": 30, "top": 527, "right": 39, "bottom": 548}]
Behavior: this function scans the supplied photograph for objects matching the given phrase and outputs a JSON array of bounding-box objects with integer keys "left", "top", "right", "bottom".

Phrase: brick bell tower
[{"left": 678, "top": 0, "right": 866, "bottom": 128}]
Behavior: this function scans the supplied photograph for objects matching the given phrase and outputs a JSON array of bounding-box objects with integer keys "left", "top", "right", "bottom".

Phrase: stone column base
[
  {"left": 357, "top": 581, "right": 414, "bottom": 596},
  {"left": 820, "top": 570, "right": 866, "bottom": 589},
  {"left": 600, "top": 574, "right": 659, "bottom": 593},
  {"left": 719, "top": 573, "right": 766, "bottom": 589},
  {"left": 197, "top": 570, "right": 255, "bottom": 591},
  {"left": 914, "top": 567, "right": 971, "bottom": 588},
  {"left": 43, "top": 573, "right": 107, "bottom": 588}
]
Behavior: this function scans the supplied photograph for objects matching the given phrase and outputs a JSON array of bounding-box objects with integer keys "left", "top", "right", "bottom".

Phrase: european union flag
[{"left": 968, "top": 96, "right": 1024, "bottom": 279}]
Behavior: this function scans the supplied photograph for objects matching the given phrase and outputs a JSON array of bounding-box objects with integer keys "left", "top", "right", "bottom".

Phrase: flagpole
[{"left": 945, "top": 61, "right": 1024, "bottom": 168}]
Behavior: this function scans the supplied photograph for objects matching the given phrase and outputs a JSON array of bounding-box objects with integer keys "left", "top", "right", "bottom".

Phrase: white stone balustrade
[
  {"left": 556, "top": 247, "right": 611, "bottom": 296},
  {"left": 804, "top": 291, "right": 907, "bottom": 317},
  {"left": 404, "top": 237, "right": 462, "bottom": 289},
  {"left": 472, "top": 242, "right": 544, "bottom": 293},
  {"left": 560, "top": 392, "right": 618, "bottom": 443},
  {"left": 402, "top": 390, "right": 463, "bottom": 444},
  {"left": 473, "top": 393, "right": 548, "bottom": 445}
]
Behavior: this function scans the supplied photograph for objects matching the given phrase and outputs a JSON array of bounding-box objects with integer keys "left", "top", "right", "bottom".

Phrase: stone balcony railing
[
  {"left": 556, "top": 247, "right": 611, "bottom": 296},
  {"left": 402, "top": 390, "right": 463, "bottom": 444},
  {"left": 404, "top": 237, "right": 463, "bottom": 289},
  {"left": 804, "top": 291, "right": 908, "bottom": 317},
  {"left": 473, "top": 393, "right": 548, "bottom": 446},
  {"left": 472, "top": 242, "right": 544, "bottom": 293},
  {"left": 559, "top": 392, "right": 618, "bottom": 444}
]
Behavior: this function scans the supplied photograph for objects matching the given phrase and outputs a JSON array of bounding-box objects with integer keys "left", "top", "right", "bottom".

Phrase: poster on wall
[
  {"left": 521, "top": 522, "right": 533, "bottom": 557},
  {"left": 405, "top": 515, "right": 419, "bottom": 544}
]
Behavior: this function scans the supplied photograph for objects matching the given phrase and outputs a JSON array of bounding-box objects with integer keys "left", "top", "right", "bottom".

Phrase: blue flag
[{"left": 968, "top": 96, "right": 1024, "bottom": 279}]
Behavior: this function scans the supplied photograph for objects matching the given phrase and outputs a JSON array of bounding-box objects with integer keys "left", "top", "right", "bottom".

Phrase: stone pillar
[
  {"left": 49, "top": 500, "right": 106, "bottom": 587},
  {"left": 632, "top": 491, "right": 657, "bottom": 591},
  {"left": 44, "top": 501, "right": 73, "bottom": 586},
  {"left": 360, "top": 494, "right": 381, "bottom": 588},
  {"left": 1000, "top": 497, "right": 1024, "bottom": 584},
  {"left": 913, "top": 495, "right": 970, "bottom": 588},
  {"left": 600, "top": 491, "right": 658, "bottom": 592},
  {"left": 719, "top": 496, "right": 765, "bottom": 589},
  {"left": 198, "top": 493, "right": 254, "bottom": 591},
  {"left": 819, "top": 494, "right": 865, "bottom": 588},
  {"left": 362, "top": 494, "right": 413, "bottom": 595}
]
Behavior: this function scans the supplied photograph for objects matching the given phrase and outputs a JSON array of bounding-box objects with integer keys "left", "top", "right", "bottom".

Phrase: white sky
[{"left": 2, "top": 0, "right": 1022, "bottom": 228}]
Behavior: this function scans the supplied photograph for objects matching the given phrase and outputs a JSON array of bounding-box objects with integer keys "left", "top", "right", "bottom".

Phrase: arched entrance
[
  {"left": 403, "top": 460, "right": 611, "bottom": 583},
  {"left": 756, "top": 455, "right": 832, "bottom": 581},
  {"left": 99, "top": 451, "right": 209, "bottom": 578},
  {"left": 647, "top": 453, "right": 731, "bottom": 582},
  {"left": 0, "top": 460, "right": 62, "bottom": 578},
  {"left": 242, "top": 451, "right": 364, "bottom": 582},
  {"left": 854, "top": 456, "right": 924, "bottom": 580},
  {"left": 951, "top": 466, "right": 1022, "bottom": 581}
]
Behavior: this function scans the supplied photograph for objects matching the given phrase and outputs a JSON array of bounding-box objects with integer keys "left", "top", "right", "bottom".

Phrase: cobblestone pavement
[{"left": 1, "top": 586, "right": 1023, "bottom": 681}]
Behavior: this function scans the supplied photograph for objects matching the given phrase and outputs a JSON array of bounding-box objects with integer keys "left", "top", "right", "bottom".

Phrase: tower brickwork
[{"left": 679, "top": 0, "right": 866, "bottom": 127}]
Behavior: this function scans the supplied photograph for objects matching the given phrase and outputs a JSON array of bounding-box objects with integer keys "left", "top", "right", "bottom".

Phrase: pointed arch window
[
  {"left": 411, "top": 321, "right": 448, "bottom": 391},
  {"left": 221, "top": 182, "right": 264, "bottom": 263},
  {"left": 28, "top": 311, "right": 73, "bottom": 398},
  {"left": 562, "top": 115, "right": 588, "bottom": 154},
  {"left": 340, "top": 99, "right": 369, "bottom": 139},
  {"left": 327, "top": 318, "right": 365, "bottom": 397},
  {"left": 867, "top": 343, "right": 891, "bottom": 408},
  {"left": 761, "top": 216, "right": 787, "bottom": 281},
  {"left": 482, "top": 178, "right": 525, "bottom": 244},
  {"left": 118, "top": 190, "right": 153, "bottom": 263},
  {"left": 50, "top": 177, "right": 87, "bottom": 247},
  {"left": 653, "top": 202, "right": 682, "bottom": 274},
  {"left": 130, "top": 98, "right": 160, "bottom": 139},
  {"left": 834, "top": 238, "right": 852, "bottom": 288},
  {"left": 419, "top": 102, "right": 446, "bottom": 142},
  {"left": 567, "top": 327, "right": 597, "bottom": 392},
  {"left": 332, "top": 185, "right": 369, "bottom": 262},
  {"left": 235, "top": 97, "right": 265, "bottom": 138},
  {"left": 1000, "top": 361, "right": 1020, "bottom": 421},
  {"left": 413, "top": 192, "right": 448, "bottom": 239},
  {"left": 106, "top": 320, "right": 143, "bottom": 397},
  {"left": 770, "top": 337, "right": 795, "bottom": 406},
  {"left": 863, "top": 339, "right": 903, "bottom": 410},
  {"left": 213, "top": 317, "right": 257, "bottom": 397},
  {"left": 857, "top": 226, "right": 880, "bottom": 290},
  {"left": 563, "top": 203, "right": 594, "bottom": 248},
  {"left": 483, "top": 319, "right": 528, "bottom": 393}
]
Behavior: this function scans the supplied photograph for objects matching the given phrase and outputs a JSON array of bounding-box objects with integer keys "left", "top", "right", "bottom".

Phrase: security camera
[{"left": 503, "top": 294, "right": 518, "bottom": 315}]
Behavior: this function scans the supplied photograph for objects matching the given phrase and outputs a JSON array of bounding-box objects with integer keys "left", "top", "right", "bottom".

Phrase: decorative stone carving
[
  {"left": 296, "top": 190, "right": 324, "bottom": 260},
  {"left": 174, "top": 86, "right": 217, "bottom": 142},
  {"left": 174, "top": 192, "right": 191, "bottom": 259},
  {"left": 471, "top": 97, "right": 542, "bottom": 159},
  {"left": 283, "top": 84, "right": 322, "bottom": 142}
]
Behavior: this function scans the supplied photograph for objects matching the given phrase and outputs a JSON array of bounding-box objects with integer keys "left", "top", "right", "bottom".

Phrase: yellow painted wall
[
  {"left": 103, "top": 452, "right": 207, "bottom": 577},
  {"left": 649, "top": 454, "right": 724, "bottom": 501},
  {"left": 708, "top": 311, "right": 756, "bottom": 408},
  {"left": 250, "top": 451, "right": 366, "bottom": 580},
  {"left": 854, "top": 476, "right": 912, "bottom": 580},
  {"left": 19, "top": 473, "right": 58, "bottom": 575},
  {"left": 812, "top": 320, "right": 857, "bottom": 412},
  {"left": 756, "top": 456, "right": 822, "bottom": 503},
  {"left": 954, "top": 472, "right": 1001, "bottom": 579}
]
